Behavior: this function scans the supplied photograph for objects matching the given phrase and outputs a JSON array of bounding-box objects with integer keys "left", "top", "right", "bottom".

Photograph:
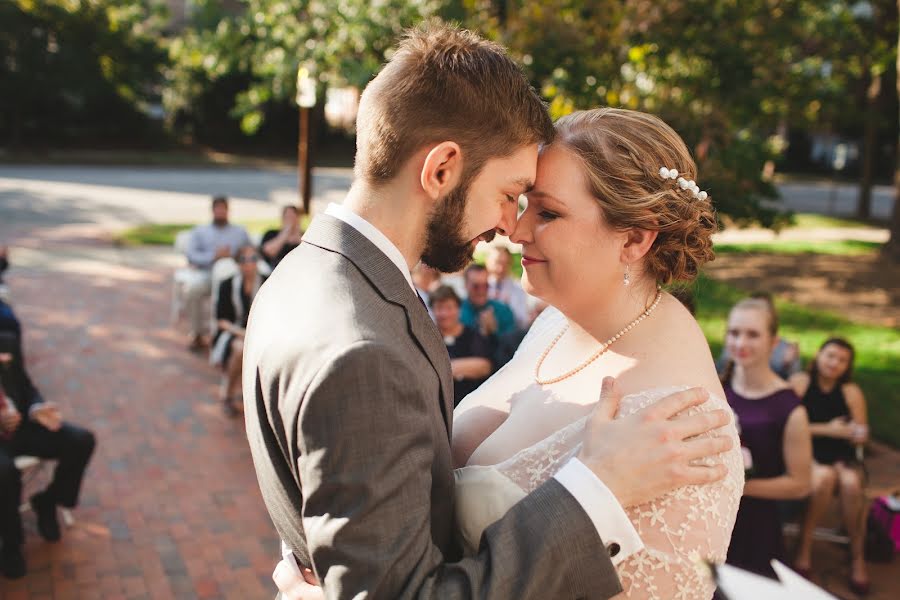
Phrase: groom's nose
[{"left": 494, "top": 200, "right": 518, "bottom": 237}]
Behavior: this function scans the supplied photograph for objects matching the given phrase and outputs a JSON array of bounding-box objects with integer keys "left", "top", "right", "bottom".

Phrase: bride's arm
[
  {"left": 451, "top": 306, "right": 565, "bottom": 468},
  {"left": 451, "top": 379, "right": 512, "bottom": 469}
]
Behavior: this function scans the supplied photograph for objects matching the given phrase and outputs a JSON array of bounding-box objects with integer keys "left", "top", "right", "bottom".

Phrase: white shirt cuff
[
  {"left": 28, "top": 402, "right": 44, "bottom": 418},
  {"left": 553, "top": 457, "right": 644, "bottom": 565}
]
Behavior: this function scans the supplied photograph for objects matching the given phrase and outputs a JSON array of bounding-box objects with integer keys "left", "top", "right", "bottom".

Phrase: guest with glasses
[{"left": 211, "top": 245, "right": 266, "bottom": 416}]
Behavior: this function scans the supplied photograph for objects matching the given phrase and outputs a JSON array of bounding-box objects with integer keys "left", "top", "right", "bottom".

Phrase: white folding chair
[
  {"left": 170, "top": 230, "right": 196, "bottom": 323},
  {"left": 15, "top": 455, "right": 75, "bottom": 527}
]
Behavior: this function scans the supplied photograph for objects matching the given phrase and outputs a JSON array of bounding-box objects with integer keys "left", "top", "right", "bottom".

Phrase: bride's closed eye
[{"left": 538, "top": 210, "right": 559, "bottom": 221}]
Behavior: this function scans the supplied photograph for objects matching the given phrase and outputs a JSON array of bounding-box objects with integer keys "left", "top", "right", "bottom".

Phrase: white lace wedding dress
[{"left": 454, "top": 307, "right": 743, "bottom": 599}]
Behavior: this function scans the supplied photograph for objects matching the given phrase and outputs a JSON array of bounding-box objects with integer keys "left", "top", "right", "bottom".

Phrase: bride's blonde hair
[{"left": 552, "top": 108, "right": 717, "bottom": 285}]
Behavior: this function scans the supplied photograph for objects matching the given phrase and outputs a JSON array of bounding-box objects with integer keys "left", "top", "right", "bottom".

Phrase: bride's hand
[
  {"left": 578, "top": 377, "right": 733, "bottom": 508},
  {"left": 273, "top": 559, "right": 323, "bottom": 600}
]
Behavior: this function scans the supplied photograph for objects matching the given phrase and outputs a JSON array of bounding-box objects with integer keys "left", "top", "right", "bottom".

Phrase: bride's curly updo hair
[{"left": 553, "top": 108, "right": 717, "bottom": 285}]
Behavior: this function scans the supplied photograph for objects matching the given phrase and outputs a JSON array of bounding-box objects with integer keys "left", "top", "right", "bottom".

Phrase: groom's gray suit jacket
[{"left": 244, "top": 214, "right": 621, "bottom": 599}]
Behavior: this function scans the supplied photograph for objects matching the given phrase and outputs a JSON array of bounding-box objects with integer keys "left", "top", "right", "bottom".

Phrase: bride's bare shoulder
[{"left": 618, "top": 293, "right": 723, "bottom": 397}]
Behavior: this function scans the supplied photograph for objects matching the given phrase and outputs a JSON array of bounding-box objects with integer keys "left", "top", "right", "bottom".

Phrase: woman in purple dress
[{"left": 722, "top": 297, "right": 812, "bottom": 577}]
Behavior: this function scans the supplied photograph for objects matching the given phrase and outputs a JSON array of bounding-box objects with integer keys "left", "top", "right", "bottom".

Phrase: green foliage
[
  {"left": 0, "top": 0, "right": 168, "bottom": 146},
  {"left": 165, "top": 0, "right": 440, "bottom": 138},
  {"left": 714, "top": 240, "right": 882, "bottom": 256},
  {"left": 457, "top": 1, "right": 897, "bottom": 229}
]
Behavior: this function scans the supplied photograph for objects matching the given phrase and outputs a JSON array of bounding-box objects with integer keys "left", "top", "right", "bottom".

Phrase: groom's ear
[
  {"left": 420, "top": 141, "right": 463, "bottom": 200},
  {"left": 620, "top": 228, "right": 658, "bottom": 263}
]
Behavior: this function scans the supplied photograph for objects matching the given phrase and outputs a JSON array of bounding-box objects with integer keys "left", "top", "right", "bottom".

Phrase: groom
[{"left": 244, "top": 24, "right": 732, "bottom": 599}]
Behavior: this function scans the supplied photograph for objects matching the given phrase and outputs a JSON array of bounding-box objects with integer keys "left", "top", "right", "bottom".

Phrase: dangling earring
[{"left": 623, "top": 264, "right": 631, "bottom": 287}]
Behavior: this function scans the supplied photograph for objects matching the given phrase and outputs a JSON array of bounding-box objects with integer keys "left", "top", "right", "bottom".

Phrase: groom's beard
[{"left": 421, "top": 182, "right": 494, "bottom": 273}]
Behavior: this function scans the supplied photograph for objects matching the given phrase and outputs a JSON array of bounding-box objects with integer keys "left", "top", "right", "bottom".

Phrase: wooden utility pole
[
  {"left": 298, "top": 106, "right": 312, "bottom": 215},
  {"left": 296, "top": 67, "right": 316, "bottom": 215}
]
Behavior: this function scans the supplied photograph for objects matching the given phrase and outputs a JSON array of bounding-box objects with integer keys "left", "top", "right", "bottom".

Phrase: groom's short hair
[{"left": 354, "top": 22, "right": 553, "bottom": 184}]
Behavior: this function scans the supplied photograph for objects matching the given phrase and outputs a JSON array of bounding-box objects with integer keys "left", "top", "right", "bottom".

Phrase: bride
[{"left": 277, "top": 107, "right": 743, "bottom": 599}]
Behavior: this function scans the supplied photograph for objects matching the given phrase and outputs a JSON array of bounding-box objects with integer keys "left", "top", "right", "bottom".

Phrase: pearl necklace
[{"left": 533, "top": 289, "right": 664, "bottom": 386}]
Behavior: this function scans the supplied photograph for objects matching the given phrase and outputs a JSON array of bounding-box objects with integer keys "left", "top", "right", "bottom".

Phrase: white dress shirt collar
[{"left": 325, "top": 203, "right": 416, "bottom": 292}]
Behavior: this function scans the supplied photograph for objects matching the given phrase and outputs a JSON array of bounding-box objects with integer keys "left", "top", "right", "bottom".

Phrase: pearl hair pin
[{"left": 658, "top": 166, "right": 709, "bottom": 201}]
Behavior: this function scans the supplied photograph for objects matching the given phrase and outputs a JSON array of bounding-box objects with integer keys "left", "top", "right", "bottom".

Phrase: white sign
[{"left": 296, "top": 67, "right": 316, "bottom": 108}]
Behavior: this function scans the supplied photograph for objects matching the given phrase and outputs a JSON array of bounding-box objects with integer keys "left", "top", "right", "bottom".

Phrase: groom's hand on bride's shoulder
[
  {"left": 578, "top": 377, "right": 733, "bottom": 508},
  {"left": 273, "top": 559, "right": 323, "bottom": 600}
]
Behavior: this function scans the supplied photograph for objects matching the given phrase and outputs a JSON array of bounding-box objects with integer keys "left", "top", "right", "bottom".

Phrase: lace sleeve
[{"left": 492, "top": 387, "right": 744, "bottom": 600}]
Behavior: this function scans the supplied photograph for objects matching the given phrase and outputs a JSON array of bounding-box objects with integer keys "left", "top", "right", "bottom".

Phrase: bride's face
[{"left": 510, "top": 144, "right": 627, "bottom": 312}]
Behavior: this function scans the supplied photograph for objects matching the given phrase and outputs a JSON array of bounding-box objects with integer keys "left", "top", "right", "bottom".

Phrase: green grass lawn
[
  {"left": 713, "top": 239, "right": 882, "bottom": 256},
  {"left": 691, "top": 274, "right": 900, "bottom": 448},
  {"left": 790, "top": 213, "right": 879, "bottom": 230},
  {"left": 114, "top": 218, "right": 301, "bottom": 247}
]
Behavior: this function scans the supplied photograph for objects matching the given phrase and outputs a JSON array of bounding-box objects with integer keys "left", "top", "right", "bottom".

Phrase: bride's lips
[{"left": 521, "top": 255, "right": 547, "bottom": 267}]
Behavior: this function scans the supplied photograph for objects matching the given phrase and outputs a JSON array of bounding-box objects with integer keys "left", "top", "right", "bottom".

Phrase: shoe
[
  {"left": 792, "top": 564, "right": 811, "bottom": 579},
  {"left": 30, "top": 491, "right": 61, "bottom": 542},
  {"left": 188, "top": 335, "right": 208, "bottom": 353},
  {"left": 0, "top": 545, "right": 26, "bottom": 579},
  {"left": 849, "top": 577, "right": 871, "bottom": 596},
  {"left": 222, "top": 397, "right": 239, "bottom": 418}
]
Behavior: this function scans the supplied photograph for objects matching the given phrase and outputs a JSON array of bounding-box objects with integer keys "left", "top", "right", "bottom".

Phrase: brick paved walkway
[{"left": 2, "top": 248, "right": 279, "bottom": 599}]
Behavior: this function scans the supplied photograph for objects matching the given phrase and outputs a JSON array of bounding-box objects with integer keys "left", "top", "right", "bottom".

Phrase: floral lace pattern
[{"left": 491, "top": 387, "right": 743, "bottom": 599}]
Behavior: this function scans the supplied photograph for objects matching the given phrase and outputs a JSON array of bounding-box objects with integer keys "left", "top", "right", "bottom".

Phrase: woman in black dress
[
  {"left": 212, "top": 245, "right": 266, "bottom": 415},
  {"left": 790, "top": 338, "right": 870, "bottom": 593}
]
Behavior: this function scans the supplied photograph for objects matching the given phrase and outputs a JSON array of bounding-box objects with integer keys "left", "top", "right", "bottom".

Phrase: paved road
[
  {"left": 0, "top": 165, "right": 895, "bottom": 243},
  {"left": 0, "top": 165, "right": 351, "bottom": 241},
  {"left": 772, "top": 180, "right": 894, "bottom": 219}
]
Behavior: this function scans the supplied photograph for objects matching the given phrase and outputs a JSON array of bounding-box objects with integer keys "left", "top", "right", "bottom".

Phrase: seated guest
[
  {"left": 211, "top": 245, "right": 266, "bottom": 416},
  {"left": 722, "top": 297, "right": 812, "bottom": 578},
  {"left": 0, "top": 245, "right": 8, "bottom": 302},
  {"left": 260, "top": 205, "right": 302, "bottom": 269},
  {"left": 412, "top": 262, "right": 441, "bottom": 320},
  {"left": 717, "top": 291, "right": 801, "bottom": 379},
  {"left": 460, "top": 264, "right": 516, "bottom": 340},
  {"left": 789, "top": 338, "right": 870, "bottom": 594},
  {"left": 183, "top": 196, "right": 251, "bottom": 351},
  {"left": 0, "top": 298, "right": 19, "bottom": 343},
  {"left": 430, "top": 286, "right": 492, "bottom": 407},
  {"left": 486, "top": 245, "right": 530, "bottom": 328},
  {"left": 491, "top": 297, "right": 549, "bottom": 371},
  {"left": 0, "top": 333, "right": 96, "bottom": 579}
]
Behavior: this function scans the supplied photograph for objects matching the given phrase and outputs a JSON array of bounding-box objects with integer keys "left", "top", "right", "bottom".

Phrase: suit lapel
[{"left": 303, "top": 215, "right": 455, "bottom": 438}]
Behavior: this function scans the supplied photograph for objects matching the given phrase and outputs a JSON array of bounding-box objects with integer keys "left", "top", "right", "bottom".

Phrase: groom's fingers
[
  {"left": 678, "top": 463, "right": 729, "bottom": 487},
  {"left": 670, "top": 409, "right": 731, "bottom": 441},
  {"left": 301, "top": 568, "right": 319, "bottom": 585},
  {"left": 273, "top": 560, "right": 320, "bottom": 600},
  {"left": 643, "top": 387, "right": 709, "bottom": 422},
  {"left": 591, "top": 376, "right": 621, "bottom": 422},
  {"left": 679, "top": 434, "right": 734, "bottom": 463}
]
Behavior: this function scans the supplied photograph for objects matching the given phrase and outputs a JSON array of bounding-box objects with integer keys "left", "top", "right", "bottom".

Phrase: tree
[
  {"left": 884, "top": 0, "right": 900, "bottom": 260},
  {"left": 0, "top": 0, "right": 167, "bottom": 147},
  {"left": 164, "top": 0, "right": 440, "bottom": 140}
]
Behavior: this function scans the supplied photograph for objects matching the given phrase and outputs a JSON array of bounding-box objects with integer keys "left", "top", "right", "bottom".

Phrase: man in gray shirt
[{"left": 183, "top": 196, "right": 250, "bottom": 350}]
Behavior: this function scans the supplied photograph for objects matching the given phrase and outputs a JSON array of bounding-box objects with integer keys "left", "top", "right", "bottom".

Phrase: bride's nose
[{"left": 509, "top": 208, "right": 533, "bottom": 245}]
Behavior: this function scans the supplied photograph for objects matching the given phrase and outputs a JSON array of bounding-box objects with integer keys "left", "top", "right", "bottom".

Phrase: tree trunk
[
  {"left": 858, "top": 72, "right": 881, "bottom": 220},
  {"left": 884, "top": 0, "right": 900, "bottom": 260}
]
